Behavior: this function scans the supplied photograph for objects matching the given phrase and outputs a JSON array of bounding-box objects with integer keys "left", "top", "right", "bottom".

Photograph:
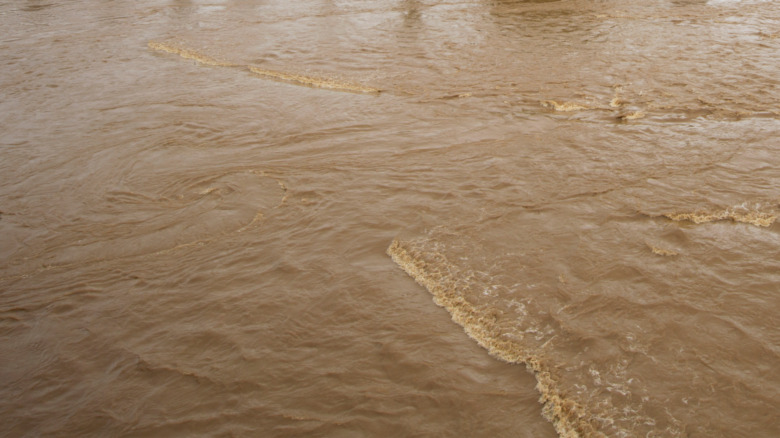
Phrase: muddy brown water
[{"left": 1, "top": 0, "right": 779, "bottom": 437}]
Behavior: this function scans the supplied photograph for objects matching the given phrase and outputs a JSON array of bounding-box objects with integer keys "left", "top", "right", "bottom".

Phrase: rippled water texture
[{"left": 1, "top": 0, "right": 779, "bottom": 437}]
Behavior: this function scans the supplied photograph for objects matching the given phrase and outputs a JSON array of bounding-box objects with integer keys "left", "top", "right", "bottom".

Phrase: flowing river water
[{"left": 1, "top": 0, "right": 779, "bottom": 436}]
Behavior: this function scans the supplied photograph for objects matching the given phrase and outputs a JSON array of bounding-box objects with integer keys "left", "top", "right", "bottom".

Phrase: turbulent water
[{"left": 2, "top": 0, "right": 779, "bottom": 436}]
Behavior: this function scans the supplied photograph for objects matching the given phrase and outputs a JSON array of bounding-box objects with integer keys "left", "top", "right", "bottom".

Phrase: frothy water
[{"left": 2, "top": 0, "right": 779, "bottom": 436}]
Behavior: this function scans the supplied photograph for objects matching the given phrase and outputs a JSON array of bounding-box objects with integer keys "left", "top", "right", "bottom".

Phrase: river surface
[{"left": 1, "top": 0, "right": 779, "bottom": 437}]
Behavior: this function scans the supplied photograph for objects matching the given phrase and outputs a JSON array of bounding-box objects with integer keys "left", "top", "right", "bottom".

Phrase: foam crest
[
  {"left": 541, "top": 100, "right": 588, "bottom": 112},
  {"left": 648, "top": 244, "right": 678, "bottom": 257},
  {"left": 387, "top": 239, "right": 604, "bottom": 438},
  {"left": 247, "top": 66, "right": 380, "bottom": 94},
  {"left": 148, "top": 41, "right": 236, "bottom": 67},
  {"left": 663, "top": 208, "right": 777, "bottom": 227},
  {"left": 618, "top": 111, "right": 645, "bottom": 121},
  {"left": 148, "top": 41, "right": 380, "bottom": 94}
]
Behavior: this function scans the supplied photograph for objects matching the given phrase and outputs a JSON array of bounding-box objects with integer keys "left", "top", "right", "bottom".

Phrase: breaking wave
[{"left": 387, "top": 238, "right": 604, "bottom": 438}]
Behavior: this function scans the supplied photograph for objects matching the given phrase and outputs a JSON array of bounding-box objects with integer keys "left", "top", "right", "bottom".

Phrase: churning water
[{"left": 2, "top": 1, "right": 779, "bottom": 436}]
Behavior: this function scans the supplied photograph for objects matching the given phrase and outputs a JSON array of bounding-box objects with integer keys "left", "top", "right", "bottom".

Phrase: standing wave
[{"left": 387, "top": 239, "right": 603, "bottom": 438}]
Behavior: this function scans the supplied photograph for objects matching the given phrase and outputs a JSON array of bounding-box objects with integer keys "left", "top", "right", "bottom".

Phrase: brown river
[{"left": 1, "top": 0, "right": 779, "bottom": 436}]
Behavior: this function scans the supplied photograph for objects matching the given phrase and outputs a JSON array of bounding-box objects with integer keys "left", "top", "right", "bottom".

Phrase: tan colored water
[{"left": 2, "top": 0, "right": 779, "bottom": 436}]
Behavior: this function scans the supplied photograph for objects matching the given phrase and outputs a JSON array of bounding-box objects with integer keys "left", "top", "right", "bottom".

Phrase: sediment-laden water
[{"left": 2, "top": 1, "right": 779, "bottom": 436}]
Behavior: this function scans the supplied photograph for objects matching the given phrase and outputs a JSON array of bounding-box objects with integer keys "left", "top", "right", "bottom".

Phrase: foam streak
[{"left": 148, "top": 41, "right": 380, "bottom": 94}]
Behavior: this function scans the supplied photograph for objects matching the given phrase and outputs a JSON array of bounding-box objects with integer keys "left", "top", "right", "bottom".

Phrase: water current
[{"left": 1, "top": 0, "right": 779, "bottom": 437}]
